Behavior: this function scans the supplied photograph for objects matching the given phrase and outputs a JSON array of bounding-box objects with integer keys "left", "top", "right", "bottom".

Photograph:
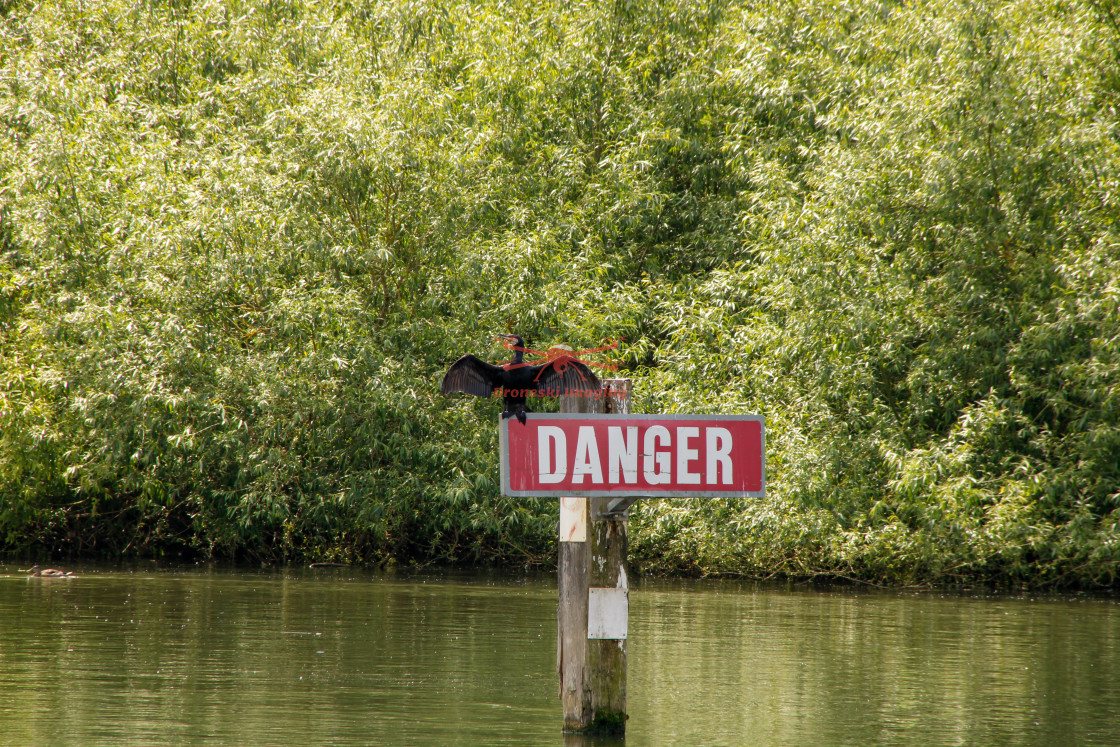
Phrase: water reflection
[
  {"left": 1, "top": 567, "right": 558, "bottom": 746},
  {"left": 630, "top": 582, "right": 1119, "bottom": 746},
  {"left": 0, "top": 566, "right": 1117, "bottom": 746}
]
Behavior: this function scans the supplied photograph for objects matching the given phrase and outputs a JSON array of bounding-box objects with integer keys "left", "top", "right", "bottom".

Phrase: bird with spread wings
[{"left": 441, "top": 334, "right": 602, "bottom": 424}]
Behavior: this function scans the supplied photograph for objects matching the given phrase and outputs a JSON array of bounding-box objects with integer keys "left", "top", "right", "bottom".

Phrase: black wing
[
  {"left": 534, "top": 356, "right": 602, "bottom": 398},
  {"left": 441, "top": 354, "right": 504, "bottom": 398}
]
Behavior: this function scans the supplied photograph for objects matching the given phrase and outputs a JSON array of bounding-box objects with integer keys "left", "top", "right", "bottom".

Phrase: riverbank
[{"left": 3, "top": 0, "right": 1118, "bottom": 592}]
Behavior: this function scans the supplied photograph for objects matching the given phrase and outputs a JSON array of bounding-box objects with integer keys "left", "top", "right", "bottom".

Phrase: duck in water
[{"left": 22, "top": 565, "right": 78, "bottom": 578}]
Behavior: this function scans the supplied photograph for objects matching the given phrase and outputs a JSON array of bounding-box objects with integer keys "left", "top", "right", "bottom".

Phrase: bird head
[{"left": 495, "top": 333, "right": 524, "bottom": 350}]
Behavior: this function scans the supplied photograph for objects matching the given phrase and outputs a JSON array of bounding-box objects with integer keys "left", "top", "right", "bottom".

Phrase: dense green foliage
[{"left": 2, "top": 0, "right": 1117, "bottom": 586}]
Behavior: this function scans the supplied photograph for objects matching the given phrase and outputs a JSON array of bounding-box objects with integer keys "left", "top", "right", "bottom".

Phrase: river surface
[{"left": 0, "top": 565, "right": 1117, "bottom": 746}]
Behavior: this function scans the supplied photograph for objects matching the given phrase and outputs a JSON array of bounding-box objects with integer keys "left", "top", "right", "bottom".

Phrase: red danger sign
[{"left": 499, "top": 414, "right": 765, "bottom": 498}]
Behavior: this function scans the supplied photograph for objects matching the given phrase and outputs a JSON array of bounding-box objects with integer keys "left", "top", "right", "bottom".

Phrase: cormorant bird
[{"left": 441, "top": 334, "right": 601, "bottom": 424}]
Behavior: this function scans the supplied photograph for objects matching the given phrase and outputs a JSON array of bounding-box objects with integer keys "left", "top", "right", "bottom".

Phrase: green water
[{"left": 0, "top": 566, "right": 1116, "bottom": 746}]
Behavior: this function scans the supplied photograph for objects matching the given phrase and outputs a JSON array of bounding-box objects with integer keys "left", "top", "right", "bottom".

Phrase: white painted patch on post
[
  {"left": 587, "top": 587, "right": 628, "bottom": 640},
  {"left": 559, "top": 496, "right": 587, "bottom": 542}
]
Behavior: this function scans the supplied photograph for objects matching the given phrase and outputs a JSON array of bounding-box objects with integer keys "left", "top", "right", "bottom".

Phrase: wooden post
[
  {"left": 557, "top": 382, "right": 597, "bottom": 731},
  {"left": 557, "top": 378, "right": 631, "bottom": 735}
]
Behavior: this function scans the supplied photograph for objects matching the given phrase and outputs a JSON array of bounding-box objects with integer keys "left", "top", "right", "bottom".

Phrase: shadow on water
[
  {"left": 1, "top": 563, "right": 1118, "bottom": 746},
  {"left": 563, "top": 732, "right": 626, "bottom": 747}
]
